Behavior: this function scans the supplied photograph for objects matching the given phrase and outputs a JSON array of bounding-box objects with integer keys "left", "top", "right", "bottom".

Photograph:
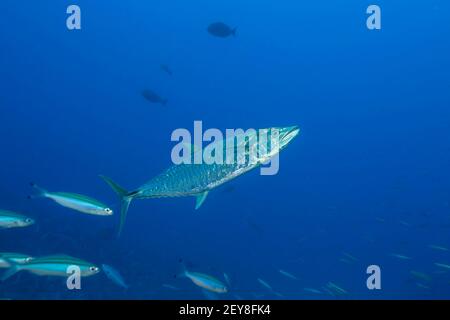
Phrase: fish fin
[
  {"left": 99, "top": 175, "right": 133, "bottom": 237},
  {"left": 195, "top": 191, "right": 209, "bottom": 210},
  {"left": 29, "top": 182, "right": 47, "bottom": 198},
  {"left": 1, "top": 260, "right": 21, "bottom": 282}
]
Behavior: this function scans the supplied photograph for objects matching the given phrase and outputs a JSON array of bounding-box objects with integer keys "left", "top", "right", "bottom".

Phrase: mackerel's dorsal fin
[{"left": 195, "top": 191, "right": 209, "bottom": 210}]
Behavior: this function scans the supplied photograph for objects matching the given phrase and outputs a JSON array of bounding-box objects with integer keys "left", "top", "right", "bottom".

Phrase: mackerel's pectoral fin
[{"left": 195, "top": 191, "right": 209, "bottom": 210}]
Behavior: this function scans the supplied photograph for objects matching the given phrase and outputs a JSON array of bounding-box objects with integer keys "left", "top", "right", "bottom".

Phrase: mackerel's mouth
[{"left": 277, "top": 125, "right": 300, "bottom": 150}]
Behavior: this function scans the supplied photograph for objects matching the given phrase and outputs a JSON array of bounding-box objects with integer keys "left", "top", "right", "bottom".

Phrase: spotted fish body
[{"left": 101, "top": 126, "right": 300, "bottom": 235}]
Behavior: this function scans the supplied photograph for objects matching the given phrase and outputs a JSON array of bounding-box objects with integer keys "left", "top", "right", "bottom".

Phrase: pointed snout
[{"left": 277, "top": 125, "right": 300, "bottom": 150}]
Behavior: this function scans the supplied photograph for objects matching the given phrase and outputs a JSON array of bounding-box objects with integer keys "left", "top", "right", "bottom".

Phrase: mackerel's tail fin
[
  {"left": 28, "top": 183, "right": 48, "bottom": 199},
  {"left": 99, "top": 175, "right": 134, "bottom": 237}
]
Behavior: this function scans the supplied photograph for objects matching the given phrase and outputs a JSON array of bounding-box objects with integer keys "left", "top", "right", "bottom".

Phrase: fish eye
[
  {"left": 26, "top": 218, "right": 32, "bottom": 223},
  {"left": 104, "top": 208, "right": 112, "bottom": 214},
  {"left": 90, "top": 266, "right": 98, "bottom": 272},
  {"left": 25, "top": 257, "right": 33, "bottom": 262}
]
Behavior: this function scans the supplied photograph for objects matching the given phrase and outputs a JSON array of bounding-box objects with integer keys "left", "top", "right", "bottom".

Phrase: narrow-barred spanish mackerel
[{"left": 101, "top": 126, "right": 299, "bottom": 236}]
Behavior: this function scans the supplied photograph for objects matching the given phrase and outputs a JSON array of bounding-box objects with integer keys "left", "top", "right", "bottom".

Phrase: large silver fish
[{"left": 101, "top": 126, "right": 299, "bottom": 235}]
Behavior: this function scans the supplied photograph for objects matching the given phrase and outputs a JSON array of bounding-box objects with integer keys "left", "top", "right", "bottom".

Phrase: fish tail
[
  {"left": 29, "top": 182, "right": 48, "bottom": 198},
  {"left": 0, "top": 259, "right": 21, "bottom": 282},
  {"left": 99, "top": 175, "right": 134, "bottom": 237}
]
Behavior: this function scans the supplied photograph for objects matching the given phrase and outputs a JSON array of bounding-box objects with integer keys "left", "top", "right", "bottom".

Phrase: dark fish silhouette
[
  {"left": 160, "top": 64, "right": 173, "bottom": 76},
  {"left": 207, "top": 22, "right": 236, "bottom": 38},
  {"left": 141, "top": 89, "right": 168, "bottom": 106}
]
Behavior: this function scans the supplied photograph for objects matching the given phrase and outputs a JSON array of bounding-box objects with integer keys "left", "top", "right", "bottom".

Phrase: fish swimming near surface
[
  {"left": 207, "top": 22, "right": 237, "bottom": 38},
  {"left": 141, "top": 89, "right": 168, "bottom": 106},
  {"left": 0, "top": 253, "right": 34, "bottom": 268},
  {"left": 29, "top": 183, "right": 113, "bottom": 216},
  {"left": 160, "top": 64, "right": 173, "bottom": 76},
  {"left": 102, "top": 264, "right": 128, "bottom": 289},
  {"left": 101, "top": 126, "right": 300, "bottom": 235},
  {"left": 1, "top": 255, "right": 100, "bottom": 281},
  {"left": 0, "top": 210, "right": 34, "bottom": 229},
  {"left": 178, "top": 266, "right": 228, "bottom": 294}
]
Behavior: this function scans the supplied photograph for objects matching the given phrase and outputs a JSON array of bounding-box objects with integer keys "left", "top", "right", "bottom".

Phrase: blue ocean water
[{"left": 1, "top": 0, "right": 449, "bottom": 299}]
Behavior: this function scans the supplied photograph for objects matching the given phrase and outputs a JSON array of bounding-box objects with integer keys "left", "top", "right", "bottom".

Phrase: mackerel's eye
[
  {"left": 90, "top": 266, "right": 98, "bottom": 272},
  {"left": 104, "top": 208, "right": 112, "bottom": 214},
  {"left": 26, "top": 219, "right": 32, "bottom": 223}
]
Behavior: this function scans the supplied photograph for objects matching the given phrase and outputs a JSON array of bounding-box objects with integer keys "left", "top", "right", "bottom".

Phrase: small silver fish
[
  {"left": 326, "top": 282, "right": 348, "bottom": 295},
  {"left": 428, "top": 245, "right": 449, "bottom": 252},
  {"left": 390, "top": 253, "right": 412, "bottom": 260},
  {"left": 0, "top": 210, "right": 34, "bottom": 229},
  {"left": 279, "top": 269, "right": 298, "bottom": 280},
  {"left": 30, "top": 183, "right": 113, "bottom": 216},
  {"left": 1, "top": 255, "right": 99, "bottom": 281},
  {"left": 257, "top": 278, "right": 273, "bottom": 291},
  {"left": 180, "top": 267, "right": 227, "bottom": 294}
]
